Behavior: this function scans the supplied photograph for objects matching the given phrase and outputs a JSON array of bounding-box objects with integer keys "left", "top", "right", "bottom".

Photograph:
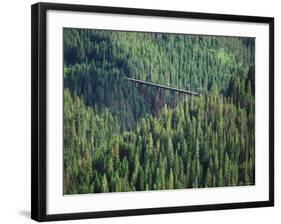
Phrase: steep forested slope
[{"left": 63, "top": 28, "right": 255, "bottom": 194}]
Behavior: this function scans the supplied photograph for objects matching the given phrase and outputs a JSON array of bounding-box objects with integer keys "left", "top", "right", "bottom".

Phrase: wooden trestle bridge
[{"left": 126, "top": 77, "right": 200, "bottom": 115}]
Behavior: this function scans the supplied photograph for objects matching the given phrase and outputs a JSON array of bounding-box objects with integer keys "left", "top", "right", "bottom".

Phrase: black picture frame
[{"left": 31, "top": 2, "right": 274, "bottom": 222}]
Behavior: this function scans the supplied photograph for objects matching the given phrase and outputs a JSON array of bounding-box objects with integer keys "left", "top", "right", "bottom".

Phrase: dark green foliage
[{"left": 63, "top": 28, "right": 255, "bottom": 194}]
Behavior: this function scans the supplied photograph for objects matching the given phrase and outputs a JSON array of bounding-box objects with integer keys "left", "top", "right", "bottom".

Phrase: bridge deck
[{"left": 126, "top": 77, "right": 200, "bottom": 96}]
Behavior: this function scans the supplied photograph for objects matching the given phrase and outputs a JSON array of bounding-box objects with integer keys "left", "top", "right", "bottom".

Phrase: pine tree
[{"left": 168, "top": 169, "right": 174, "bottom": 189}]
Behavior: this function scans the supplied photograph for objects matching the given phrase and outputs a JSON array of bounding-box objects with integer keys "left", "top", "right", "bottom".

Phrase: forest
[{"left": 63, "top": 28, "right": 255, "bottom": 194}]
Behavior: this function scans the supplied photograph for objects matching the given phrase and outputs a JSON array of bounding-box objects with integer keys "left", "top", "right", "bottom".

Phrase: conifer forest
[{"left": 63, "top": 28, "right": 255, "bottom": 194}]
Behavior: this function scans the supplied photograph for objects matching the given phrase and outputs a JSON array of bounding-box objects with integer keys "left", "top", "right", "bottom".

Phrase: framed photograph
[{"left": 31, "top": 2, "right": 274, "bottom": 222}]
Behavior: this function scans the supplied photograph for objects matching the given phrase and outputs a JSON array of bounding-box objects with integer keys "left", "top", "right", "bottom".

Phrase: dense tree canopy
[{"left": 63, "top": 28, "right": 255, "bottom": 194}]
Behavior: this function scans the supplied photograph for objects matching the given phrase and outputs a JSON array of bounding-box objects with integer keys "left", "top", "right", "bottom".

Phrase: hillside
[{"left": 63, "top": 28, "right": 255, "bottom": 194}]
